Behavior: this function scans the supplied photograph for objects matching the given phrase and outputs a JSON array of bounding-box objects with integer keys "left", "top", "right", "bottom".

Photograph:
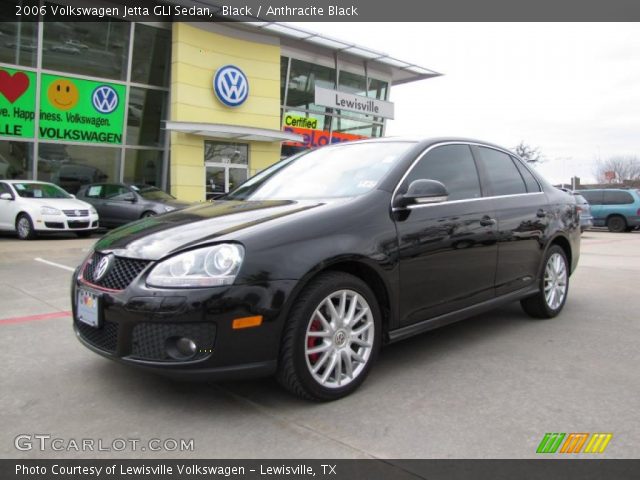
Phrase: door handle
[
  {"left": 480, "top": 216, "right": 496, "bottom": 227},
  {"left": 536, "top": 209, "right": 547, "bottom": 218}
]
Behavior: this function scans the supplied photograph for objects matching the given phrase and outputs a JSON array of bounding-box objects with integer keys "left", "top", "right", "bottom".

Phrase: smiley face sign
[{"left": 47, "top": 78, "right": 79, "bottom": 110}]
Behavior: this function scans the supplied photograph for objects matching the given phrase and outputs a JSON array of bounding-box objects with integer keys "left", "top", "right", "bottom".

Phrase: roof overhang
[{"left": 165, "top": 121, "right": 303, "bottom": 142}]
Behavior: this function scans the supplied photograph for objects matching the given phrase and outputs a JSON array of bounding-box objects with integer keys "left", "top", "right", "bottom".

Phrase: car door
[
  {"left": 79, "top": 184, "right": 105, "bottom": 217},
  {"left": 394, "top": 144, "right": 499, "bottom": 326},
  {"left": 473, "top": 146, "right": 549, "bottom": 296},
  {"left": 579, "top": 190, "right": 604, "bottom": 225},
  {"left": 100, "top": 184, "right": 141, "bottom": 226},
  {"left": 0, "top": 182, "right": 17, "bottom": 229}
]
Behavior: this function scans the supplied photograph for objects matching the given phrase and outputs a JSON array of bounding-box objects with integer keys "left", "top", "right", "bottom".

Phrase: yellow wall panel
[{"left": 170, "top": 23, "right": 283, "bottom": 202}]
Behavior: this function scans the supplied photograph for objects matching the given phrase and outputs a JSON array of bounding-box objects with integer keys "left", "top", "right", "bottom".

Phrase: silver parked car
[{"left": 574, "top": 193, "right": 593, "bottom": 233}]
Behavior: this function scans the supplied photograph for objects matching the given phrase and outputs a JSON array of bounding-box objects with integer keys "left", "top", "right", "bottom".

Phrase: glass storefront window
[
  {"left": 131, "top": 24, "right": 170, "bottom": 87},
  {"left": 368, "top": 77, "right": 388, "bottom": 101},
  {"left": 338, "top": 70, "right": 367, "bottom": 96},
  {"left": 124, "top": 149, "right": 163, "bottom": 187},
  {"left": 280, "top": 56, "right": 289, "bottom": 104},
  {"left": 0, "top": 16, "right": 38, "bottom": 67},
  {"left": 204, "top": 141, "right": 248, "bottom": 165},
  {"left": 0, "top": 140, "right": 33, "bottom": 179},
  {"left": 286, "top": 59, "right": 336, "bottom": 112},
  {"left": 38, "top": 143, "right": 120, "bottom": 194},
  {"left": 204, "top": 141, "right": 248, "bottom": 198},
  {"left": 126, "top": 87, "right": 167, "bottom": 147},
  {"left": 331, "top": 117, "right": 378, "bottom": 137},
  {"left": 42, "top": 19, "right": 130, "bottom": 81}
]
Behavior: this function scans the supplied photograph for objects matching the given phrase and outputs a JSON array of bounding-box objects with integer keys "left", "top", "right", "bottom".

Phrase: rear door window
[
  {"left": 579, "top": 190, "right": 604, "bottom": 205},
  {"left": 511, "top": 157, "right": 541, "bottom": 192},
  {"left": 476, "top": 147, "right": 527, "bottom": 196},
  {"left": 604, "top": 190, "right": 634, "bottom": 205}
]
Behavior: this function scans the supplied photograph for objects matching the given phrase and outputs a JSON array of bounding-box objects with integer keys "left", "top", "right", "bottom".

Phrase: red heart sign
[{"left": 0, "top": 70, "right": 30, "bottom": 103}]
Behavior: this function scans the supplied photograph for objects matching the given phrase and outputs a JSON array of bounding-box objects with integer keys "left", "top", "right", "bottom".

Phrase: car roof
[
  {"left": 2, "top": 180, "right": 54, "bottom": 185},
  {"left": 333, "top": 136, "right": 520, "bottom": 157}
]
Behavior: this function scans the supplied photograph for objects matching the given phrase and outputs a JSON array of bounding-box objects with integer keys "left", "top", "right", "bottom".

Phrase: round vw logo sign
[
  {"left": 92, "top": 85, "right": 119, "bottom": 114},
  {"left": 93, "top": 255, "right": 114, "bottom": 282},
  {"left": 213, "top": 65, "right": 249, "bottom": 107}
]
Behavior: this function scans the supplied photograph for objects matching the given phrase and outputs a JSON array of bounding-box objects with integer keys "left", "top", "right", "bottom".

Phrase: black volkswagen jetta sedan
[{"left": 72, "top": 138, "right": 580, "bottom": 401}]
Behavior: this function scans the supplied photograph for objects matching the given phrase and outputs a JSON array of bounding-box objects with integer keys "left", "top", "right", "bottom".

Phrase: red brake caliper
[{"left": 307, "top": 318, "right": 322, "bottom": 363}]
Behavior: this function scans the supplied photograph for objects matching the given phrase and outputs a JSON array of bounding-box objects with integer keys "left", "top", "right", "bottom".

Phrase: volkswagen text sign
[{"left": 213, "top": 65, "right": 249, "bottom": 107}]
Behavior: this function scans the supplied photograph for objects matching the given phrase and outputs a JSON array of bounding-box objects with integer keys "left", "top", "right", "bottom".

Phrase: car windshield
[
  {"left": 132, "top": 185, "right": 175, "bottom": 201},
  {"left": 226, "top": 142, "right": 415, "bottom": 200},
  {"left": 13, "top": 182, "right": 71, "bottom": 199}
]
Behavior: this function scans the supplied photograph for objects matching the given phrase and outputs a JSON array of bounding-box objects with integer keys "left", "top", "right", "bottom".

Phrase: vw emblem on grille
[
  {"left": 75, "top": 210, "right": 81, "bottom": 216},
  {"left": 94, "top": 254, "right": 114, "bottom": 282}
]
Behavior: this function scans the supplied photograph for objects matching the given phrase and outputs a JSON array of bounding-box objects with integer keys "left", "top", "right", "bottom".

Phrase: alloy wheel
[
  {"left": 17, "top": 217, "right": 31, "bottom": 239},
  {"left": 304, "top": 289, "right": 374, "bottom": 389},
  {"left": 544, "top": 252, "right": 567, "bottom": 310}
]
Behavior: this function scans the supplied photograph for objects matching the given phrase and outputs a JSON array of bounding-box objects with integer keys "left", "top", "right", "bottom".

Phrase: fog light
[
  {"left": 176, "top": 337, "right": 197, "bottom": 356},
  {"left": 165, "top": 336, "right": 197, "bottom": 360}
]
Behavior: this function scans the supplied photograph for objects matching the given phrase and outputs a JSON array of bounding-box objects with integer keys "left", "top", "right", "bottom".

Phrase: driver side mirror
[
  {"left": 123, "top": 193, "right": 137, "bottom": 203},
  {"left": 0, "top": 192, "right": 13, "bottom": 200},
  {"left": 396, "top": 179, "right": 449, "bottom": 208}
]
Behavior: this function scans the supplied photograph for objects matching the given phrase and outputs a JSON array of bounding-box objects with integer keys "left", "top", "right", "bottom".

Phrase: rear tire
[
  {"left": 521, "top": 245, "right": 569, "bottom": 319},
  {"left": 16, "top": 214, "right": 36, "bottom": 240},
  {"left": 606, "top": 215, "right": 627, "bottom": 233},
  {"left": 277, "top": 272, "right": 381, "bottom": 401}
]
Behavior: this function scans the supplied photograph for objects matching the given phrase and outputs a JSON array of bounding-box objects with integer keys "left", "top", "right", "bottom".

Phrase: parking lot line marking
[
  {"left": 34, "top": 257, "right": 75, "bottom": 272},
  {"left": 0, "top": 311, "right": 71, "bottom": 325}
]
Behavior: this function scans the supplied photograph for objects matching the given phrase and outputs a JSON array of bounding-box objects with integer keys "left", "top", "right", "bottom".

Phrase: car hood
[
  {"left": 93, "top": 199, "right": 325, "bottom": 260},
  {"left": 21, "top": 197, "right": 93, "bottom": 210}
]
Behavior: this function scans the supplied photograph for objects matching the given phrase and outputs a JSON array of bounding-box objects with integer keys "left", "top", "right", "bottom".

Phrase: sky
[{"left": 292, "top": 23, "right": 640, "bottom": 184}]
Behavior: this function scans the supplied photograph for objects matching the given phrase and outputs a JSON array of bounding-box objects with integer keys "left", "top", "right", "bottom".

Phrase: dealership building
[{"left": 0, "top": 7, "right": 440, "bottom": 201}]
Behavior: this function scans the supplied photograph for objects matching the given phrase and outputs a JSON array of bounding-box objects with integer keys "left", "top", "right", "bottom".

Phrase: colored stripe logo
[{"left": 537, "top": 433, "right": 612, "bottom": 454}]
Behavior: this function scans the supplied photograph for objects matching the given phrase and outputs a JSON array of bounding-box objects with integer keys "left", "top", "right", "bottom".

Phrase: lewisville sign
[
  {"left": 0, "top": 68, "right": 125, "bottom": 144},
  {"left": 315, "top": 86, "right": 394, "bottom": 119}
]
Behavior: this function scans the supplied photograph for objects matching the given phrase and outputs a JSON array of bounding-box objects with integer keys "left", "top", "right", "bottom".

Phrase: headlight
[
  {"left": 146, "top": 244, "right": 244, "bottom": 288},
  {"left": 163, "top": 206, "right": 175, "bottom": 212},
  {"left": 41, "top": 206, "right": 61, "bottom": 215},
  {"left": 90, "top": 206, "right": 98, "bottom": 215}
]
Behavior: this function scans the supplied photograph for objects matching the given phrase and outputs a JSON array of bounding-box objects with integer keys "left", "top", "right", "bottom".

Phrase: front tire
[
  {"left": 277, "top": 272, "right": 381, "bottom": 401},
  {"left": 16, "top": 214, "right": 36, "bottom": 240},
  {"left": 521, "top": 245, "right": 569, "bottom": 319},
  {"left": 607, "top": 215, "right": 627, "bottom": 233},
  {"left": 141, "top": 211, "right": 156, "bottom": 218}
]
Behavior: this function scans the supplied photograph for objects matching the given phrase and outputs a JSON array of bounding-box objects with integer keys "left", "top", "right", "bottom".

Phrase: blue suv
[{"left": 577, "top": 188, "right": 640, "bottom": 232}]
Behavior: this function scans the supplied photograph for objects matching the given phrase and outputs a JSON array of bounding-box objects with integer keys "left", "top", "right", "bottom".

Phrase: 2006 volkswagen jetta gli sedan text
[{"left": 72, "top": 138, "right": 580, "bottom": 401}]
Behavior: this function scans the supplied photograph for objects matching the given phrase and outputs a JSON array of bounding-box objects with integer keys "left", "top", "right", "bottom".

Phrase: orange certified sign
[{"left": 283, "top": 126, "right": 366, "bottom": 148}]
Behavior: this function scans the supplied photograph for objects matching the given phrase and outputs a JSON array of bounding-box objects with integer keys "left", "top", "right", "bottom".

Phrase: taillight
[{"left": 576, "top": 206, "right": 583, "bottom": 214}]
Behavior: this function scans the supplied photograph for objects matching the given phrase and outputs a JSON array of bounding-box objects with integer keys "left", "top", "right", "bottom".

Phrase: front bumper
[
  {"left": 71, "top": 264, "right": 296, "bottom": 380},
  {"left": 36, "top": 213, "right": 99, "bottom": 232}
]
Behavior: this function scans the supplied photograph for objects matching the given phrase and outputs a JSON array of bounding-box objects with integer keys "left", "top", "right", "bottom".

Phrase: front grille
[
  {"left": 131, "top": 322, "right": 216, "bottom": 361},
  {"left": 83, "top": 252, "right": 150, "bottom": 290},
  {"left": 64, "top": 209, "right": 89, "bottom": 217},
  {"left": 68, "top": 221, "right": 90, "bottom": 229},
  {"left": 76, "top": 319, "right": 118, "bottom": 353}
]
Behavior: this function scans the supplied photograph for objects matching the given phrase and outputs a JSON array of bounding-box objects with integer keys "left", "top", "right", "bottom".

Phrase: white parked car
[{"left": 0, "top": 180, "right": 99, "bottom": 239}]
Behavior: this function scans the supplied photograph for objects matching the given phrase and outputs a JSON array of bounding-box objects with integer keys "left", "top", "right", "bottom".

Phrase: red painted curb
[{"left": 0, "top": 311, "right": 72, "bottom": 325}]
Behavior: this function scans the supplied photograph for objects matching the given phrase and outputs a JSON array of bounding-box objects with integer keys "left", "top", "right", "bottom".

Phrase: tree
[
  {"left": 594, "top": 155, "right": 640, "bottom": 184},
  {"left": 513, "top": 141, "right": 544, "bottom": 164}
]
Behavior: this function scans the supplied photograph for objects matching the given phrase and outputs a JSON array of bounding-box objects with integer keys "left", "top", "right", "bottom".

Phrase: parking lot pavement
[{"left": 1, "top": 230, "right": 639, "bottom": 459}]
